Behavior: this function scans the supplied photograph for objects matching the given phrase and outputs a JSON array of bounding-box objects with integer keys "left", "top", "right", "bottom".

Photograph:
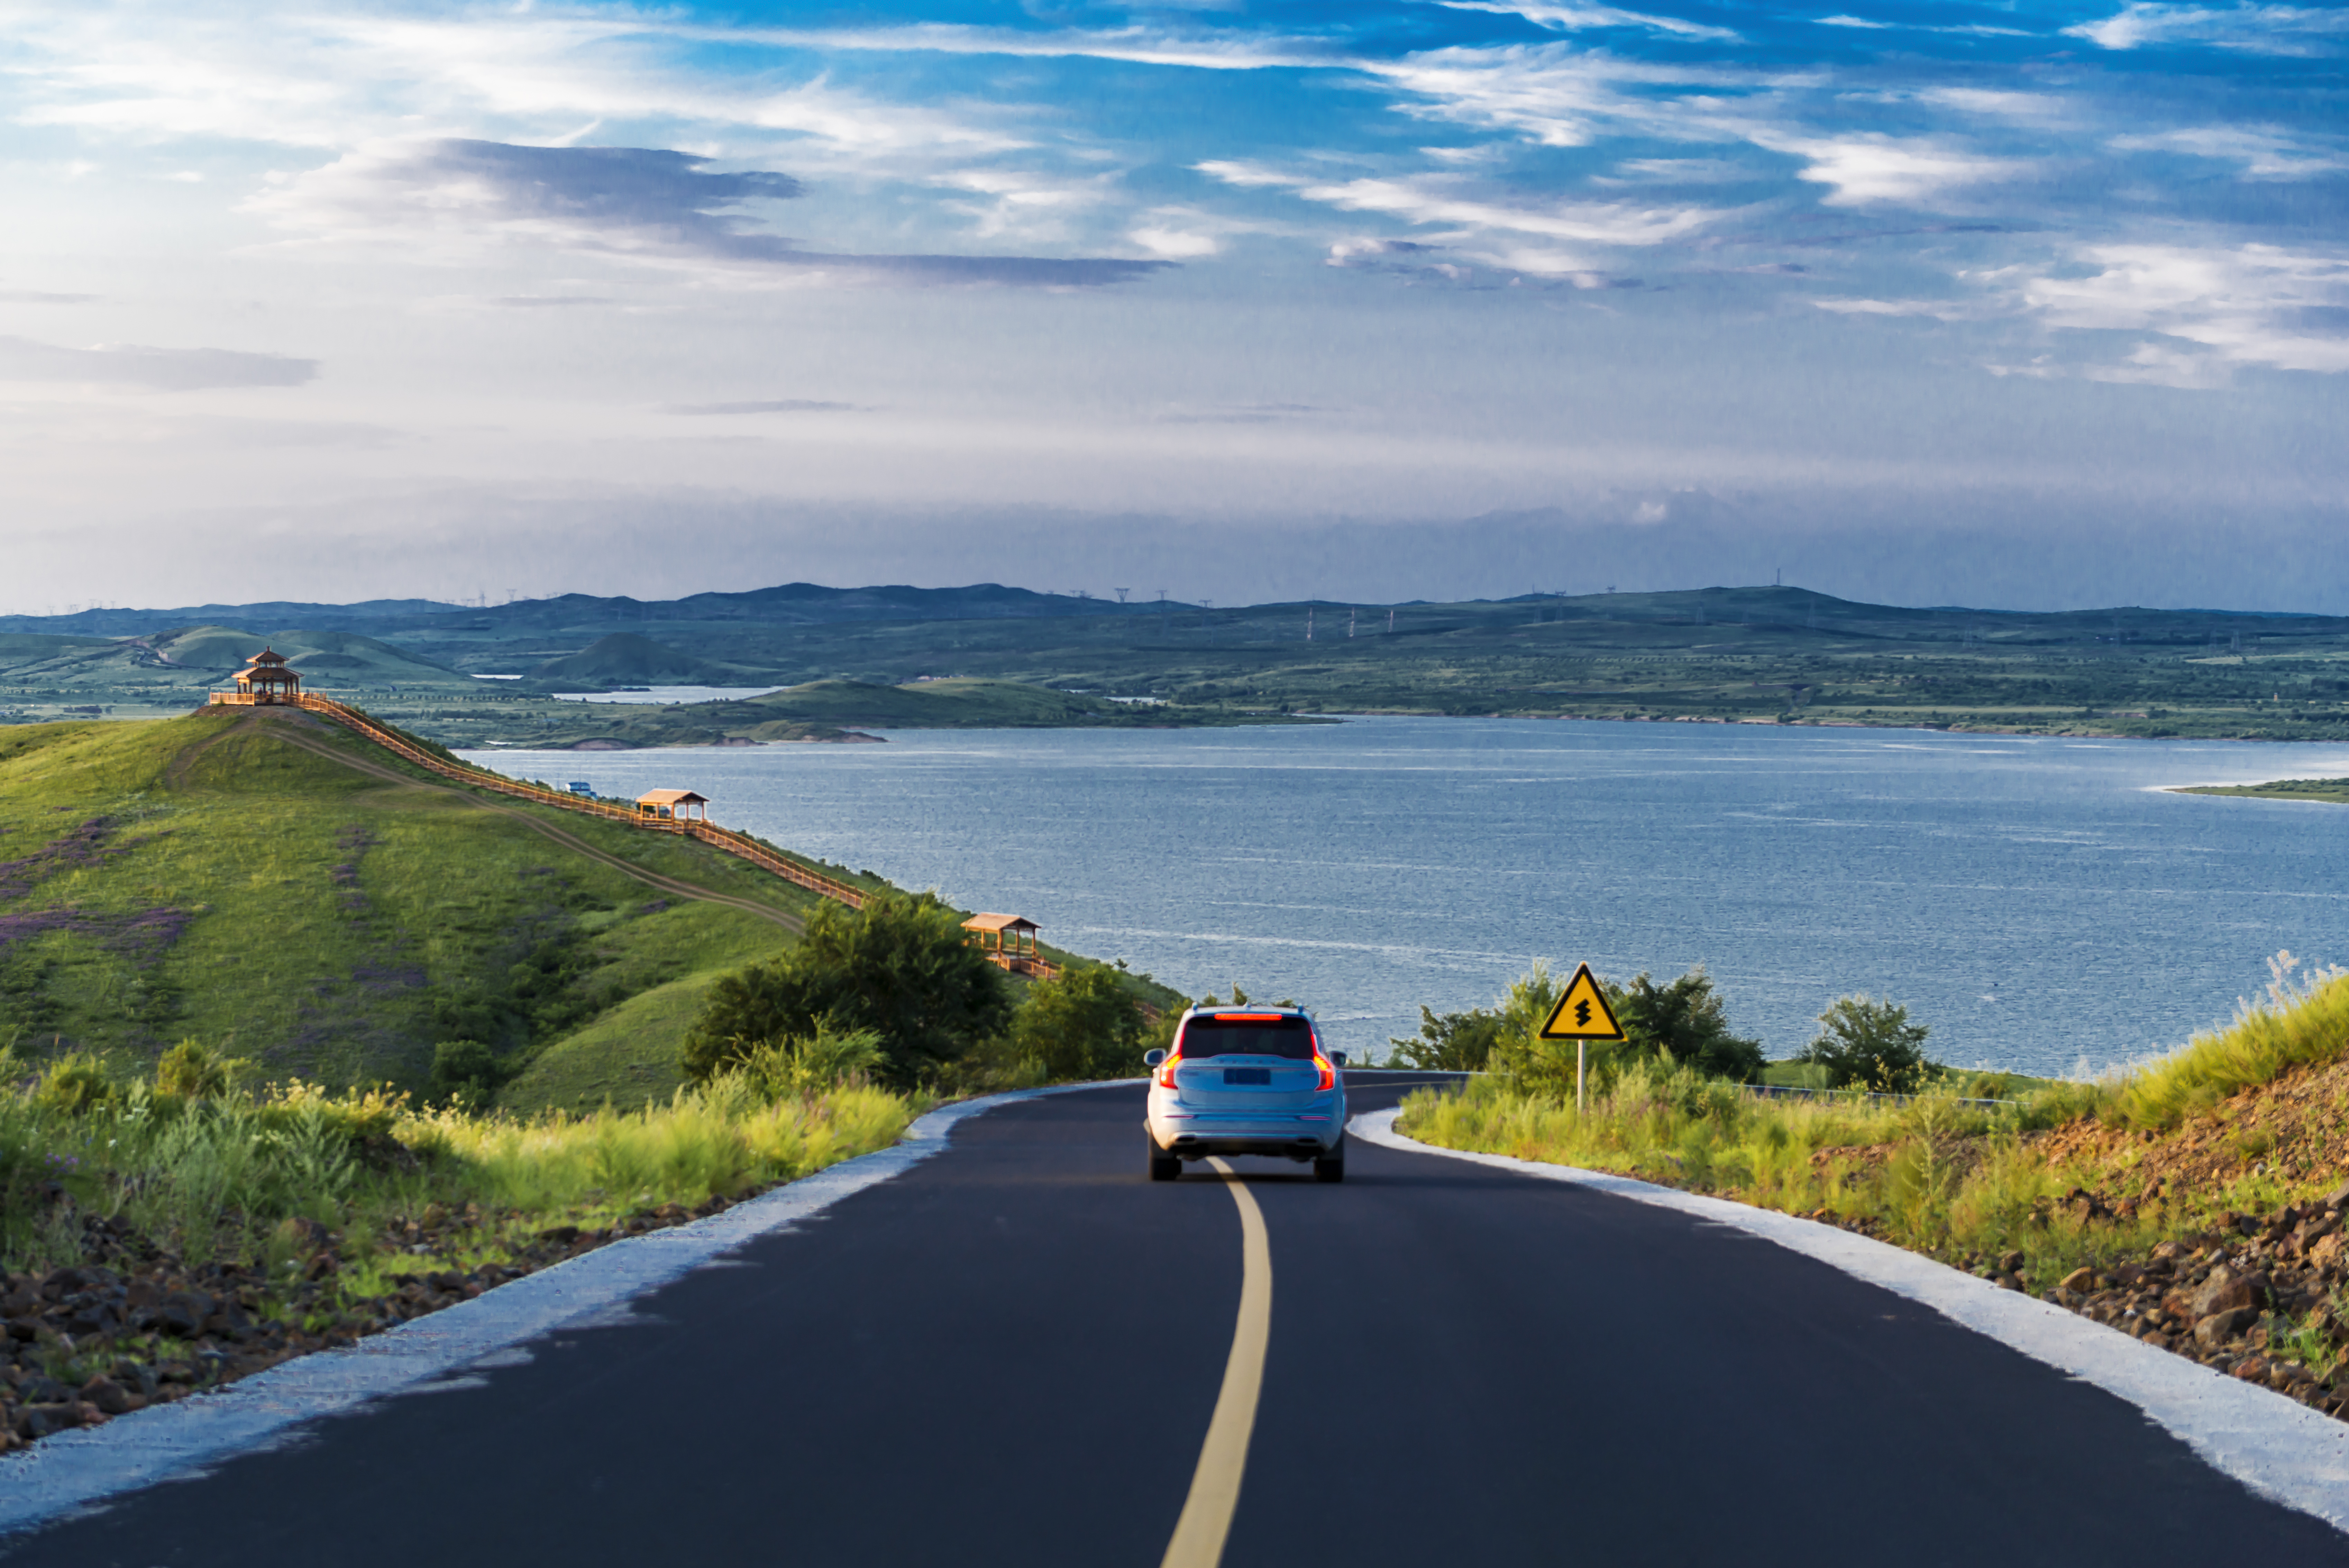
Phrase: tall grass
[
  {"left": 2108, "top": 953, "right": 2349, "bottom": 1130},
  {"left": 0, "top": 1050, "right": 918, "bottom": 1277},
  {"left": 1400, "top": 954, "right": 2349, "bottom": 1292},
  {"left": 1404, "top": 1067, "right": 2157, "bottom": 1284},
  {"left": 403, "top": 1078, "right": 911, "bottom": 1216}
]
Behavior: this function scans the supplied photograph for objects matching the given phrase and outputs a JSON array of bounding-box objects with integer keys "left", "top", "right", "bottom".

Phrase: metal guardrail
[{"left": 210, "top": 692, "right": 869, "bottom": 909}]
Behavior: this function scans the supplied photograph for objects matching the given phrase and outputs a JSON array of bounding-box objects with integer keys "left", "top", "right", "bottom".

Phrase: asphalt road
[{"left": 11, "top": 1075, "right": 2344, "bottom": 1566}]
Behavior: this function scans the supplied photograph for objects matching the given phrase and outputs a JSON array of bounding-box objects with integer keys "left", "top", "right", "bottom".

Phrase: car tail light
[
  {"left": 1155, "top": 1049, "right": 1183, "bottom": 1091},
  {"left": 1313, "top": 1050, "right": 1336, "bottom": 1092}
]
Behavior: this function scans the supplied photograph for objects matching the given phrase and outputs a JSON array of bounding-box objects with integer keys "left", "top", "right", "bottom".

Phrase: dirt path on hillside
[{"left": 256, "top": 717, "right": 806, "bottom": 935}]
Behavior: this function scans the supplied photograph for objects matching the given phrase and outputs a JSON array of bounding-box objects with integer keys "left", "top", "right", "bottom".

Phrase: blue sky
[{"left": 1, "top": 0, "right": 2345, "bottom": 611}]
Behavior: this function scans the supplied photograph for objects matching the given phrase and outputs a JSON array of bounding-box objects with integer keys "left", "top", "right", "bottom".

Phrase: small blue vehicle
[{"left": 1143, "top": 1006, "right": 1346, "bottom": 1183}]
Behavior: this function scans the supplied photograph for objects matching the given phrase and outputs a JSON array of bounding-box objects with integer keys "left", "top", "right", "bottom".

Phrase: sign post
[{"left": 1538, "top": 962, "right": 1626, "bottom": 1115}]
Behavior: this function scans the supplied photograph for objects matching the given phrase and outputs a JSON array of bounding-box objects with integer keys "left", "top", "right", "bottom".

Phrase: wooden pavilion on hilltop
[
  {"left": 636, "top": 789, "right": 708, "bottom": 822},
  {"left": 227, "top": 648, "right": 303, "bottom": 705},
  {"left": 963, "top": 913, "right": 1052, "bottom": 977}
]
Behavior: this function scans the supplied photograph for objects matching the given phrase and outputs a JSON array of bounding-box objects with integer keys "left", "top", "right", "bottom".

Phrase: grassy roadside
[
  {"left": 0, "top": 705, "right": 1185, "bottom": 1455},
  {"left": 0, "top": 1050, "right": 918, "bottom": 1450},
  {"left": 1399, "top": 962, "right": 2349, "bottom": 1421}
]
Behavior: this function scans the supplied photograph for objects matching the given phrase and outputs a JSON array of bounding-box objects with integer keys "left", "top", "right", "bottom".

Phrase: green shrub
[
  {"left": 1482, "top": 963, "right": 1764, "bottom": 1091},
  {"left": 1007, "top": 963, "right": 1145, "bottom": 1082},
  {"left": 721, "top": 1024, "right": 886, "bottom": 1101},
  {"left": 683, "top": 892, "right": 1012, "bottom": 1088},
  {"left": 1389, "top": 1005, "right": 1505, "bottom": 1071},
  {"left": 429, "top": 1040, "right": 514, "bottom": 1106},
  {"left": 1610, "top": 967, "right": 1767, "bottom": 1082},
  {"left": 34, "top": 1054, "right": 119, "bottom": 1115},
  {"left": 156, "top": 1039, "right": 244, "bottom": 1100},
  {"left": 1801, "top": 995, "right": 1936, "bottom": 1091}
]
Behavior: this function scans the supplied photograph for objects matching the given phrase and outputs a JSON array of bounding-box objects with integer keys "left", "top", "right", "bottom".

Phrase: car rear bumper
[{"left": 1149, "top": 1111, "right": 1343, "bottom": 1159}]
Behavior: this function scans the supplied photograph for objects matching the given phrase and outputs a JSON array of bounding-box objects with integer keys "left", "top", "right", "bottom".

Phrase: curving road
[{"left": 8, "top": 1076, "right": 2343, "bottom": 1566}]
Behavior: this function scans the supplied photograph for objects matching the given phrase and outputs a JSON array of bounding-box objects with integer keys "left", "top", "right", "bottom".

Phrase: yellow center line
[{"left": 1161, "top": 1158, "right": 1273, "bottom": 1568}]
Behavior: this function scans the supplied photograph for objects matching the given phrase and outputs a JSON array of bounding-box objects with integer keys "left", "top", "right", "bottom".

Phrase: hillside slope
[
  {"left": 0, "top": 708, "right": 824, "bottom": 1088},
  {"left": 524, "top": 632, "right": 733, "bottom": 689}
]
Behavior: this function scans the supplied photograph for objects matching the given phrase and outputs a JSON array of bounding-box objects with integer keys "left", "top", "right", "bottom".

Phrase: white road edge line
[
  {"left": 1351, "top": 1106, "right": 2349, "bottom": 1538},
  {"left": 0, "top": 1081, "right": 1135, "bottom": 1538},
  {"left": 1160, "top": 1158, "right": 1273, "bottom": 1568}
]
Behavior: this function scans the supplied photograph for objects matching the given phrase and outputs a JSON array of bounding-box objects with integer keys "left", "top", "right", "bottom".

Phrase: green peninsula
[{"left": 2175, "top": 778, "right": 2349, "bottom": 805}]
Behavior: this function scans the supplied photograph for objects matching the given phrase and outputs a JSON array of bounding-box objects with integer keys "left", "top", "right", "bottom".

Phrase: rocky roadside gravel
[
  {"left": 0, "top": 1194, "right": 741, "bottom": 1453},
  {"left": 2030, "top": 1182, "right": 2349, "bottom": 1415},
  {"left": 1802, "top": 1177, "right": 2349, "bottom": 1420}
]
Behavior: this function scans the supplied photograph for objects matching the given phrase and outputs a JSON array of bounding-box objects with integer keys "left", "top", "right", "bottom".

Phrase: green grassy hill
[
  {"left": 707, "top": 677, "right": 1255, "bottom": 730},
  {"left": 0, "top": 708, "right": 823, "bottom": 1094},
  {"left": 523, "top": 632, "right": 733, "bottom": 689},
  {"left": 411, "top": 677, "right": 1295, "bottom": 750}
]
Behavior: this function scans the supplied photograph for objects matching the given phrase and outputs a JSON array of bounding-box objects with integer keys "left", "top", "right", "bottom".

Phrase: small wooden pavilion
[
  {"left": 231, "top": 648, "right": 303, "bottom": 704},
  {"left": 963, "top": 913, "right": 1047, "bottom": 976},
  {"left": 636, "top": 789, "right": 708, "bottom": 822}
]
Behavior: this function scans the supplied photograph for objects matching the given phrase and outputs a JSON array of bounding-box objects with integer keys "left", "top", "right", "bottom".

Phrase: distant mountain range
[
  {"left": 0, "top": 582, "right": 1175, "bottom": 640},
  {"left": 6, "top": 582, "right": 2347, "bottom": 743}
]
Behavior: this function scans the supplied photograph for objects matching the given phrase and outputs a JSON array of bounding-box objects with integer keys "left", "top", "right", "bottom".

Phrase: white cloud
[
  {"left": 1762, "top": 134, "right": 2027, "bottom": 206},
  {"left": 1811, "top": 295, "right": 1985, "bottom": 321},
  {"left": 2065, "top": 3, "right": 2349, "bottom": 54},
  {"left": 2109, "top": 125, "right": 2346, "bottom": 179},
  {"left": 1200, "top": 163, "right": 1726, "bottom": 260},
  {"left": 1132, "top": 226, "right": 1223, "bottom": 258},
  {"left": 0, "top": 334, "right": 316, "bottom": 391},
  {"left": 244, "top": 139, "right": 804, "bottom": 261},
  {"left": 2083, "top": 340, "right": 2235, "bottom": 389},
  {"left": 2020, "top": 243, "right": 2349, "bottom": 375},
  {"left": 1814, "top": 13, "right": 2030, "bottom": 36},
  {"left": 1592, "top": 157, "right": 1751, "bottom": 184},
  {"left": 5, "top": 7, "right": 1040, "bottom": 171},
  {"left": 246, "top": 138, "right": 1171, "bottom": 288},
  {"left": 1914, "top": 88, "right": 2074, "bottom": 127},
  {"left": 1434, "top": 3, "right": 1740, "bottom": 42},
  {"left": 1365, "top": 45, "right": 1764, "bottom": 149},
  {"left": 661, "top": 399, "right": 863, "bottom": 414}
]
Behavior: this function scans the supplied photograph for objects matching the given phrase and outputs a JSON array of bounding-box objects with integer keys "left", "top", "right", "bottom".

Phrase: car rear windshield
[{"left": 1179, "top": 1014, "right": 1318, "bottom": 1059}]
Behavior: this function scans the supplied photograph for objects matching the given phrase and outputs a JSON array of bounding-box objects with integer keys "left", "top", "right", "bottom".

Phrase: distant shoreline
[{"left": 2169, "top": 779, "right": 2349, "bottom": 805}]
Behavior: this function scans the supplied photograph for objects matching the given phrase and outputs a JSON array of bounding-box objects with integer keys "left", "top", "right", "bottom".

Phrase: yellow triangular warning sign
[{"left": 1540, "top": 963, "right": 1625, "bottom": 1040}]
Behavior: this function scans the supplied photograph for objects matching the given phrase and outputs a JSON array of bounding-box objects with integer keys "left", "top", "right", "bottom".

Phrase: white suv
[{"left": 1143, "top": 1006, "right": 1346, "bottom": 1182}]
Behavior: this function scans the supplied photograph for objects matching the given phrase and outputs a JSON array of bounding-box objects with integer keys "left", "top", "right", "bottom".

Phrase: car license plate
[{"left": 1223, "top": 1067, "right": 1272, "bottom": 1085}]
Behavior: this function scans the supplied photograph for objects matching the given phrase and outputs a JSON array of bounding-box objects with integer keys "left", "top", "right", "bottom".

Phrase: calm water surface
[{"left": 464, "top": 720, "right": 2349, "bottom": 1077}]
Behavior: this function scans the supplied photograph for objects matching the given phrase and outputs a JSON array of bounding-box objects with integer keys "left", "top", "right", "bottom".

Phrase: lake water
[{"left": 459, "top": 720, "right": 2349, "bottom": 1078}]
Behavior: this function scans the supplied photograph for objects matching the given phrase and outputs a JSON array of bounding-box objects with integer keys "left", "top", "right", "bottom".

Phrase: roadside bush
[
  {"left": 722, "top": 1024, "right": 886, "bottom": 1101},
  {"left": 156, "top": 1039, "right": 244, "bottom": 1100},
  {"left": 1007, "top": 963, "right": 1146, "bottom": 1081},
  {"left": 429, "top": 1039, "right": 515, "bottom": 1107},
  {"left": 1610, "top": 967, "right": 1767, "bottom": 1083},
  {"left": 1389, "top": 1004, "right": 1506, "bottom": 1071},
  {"left": 1801, "top": 995, "right": 1936, "bottom": 1091},
  {"left": 34, "top": 1053, "right": 118, "bottom": 1115},
  {"left": 1484, "top": 963, "right": 1764, "bottom": 1090},
  {"left": 682, "top": 892, "right": 1013, "bottom": 1088}
]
